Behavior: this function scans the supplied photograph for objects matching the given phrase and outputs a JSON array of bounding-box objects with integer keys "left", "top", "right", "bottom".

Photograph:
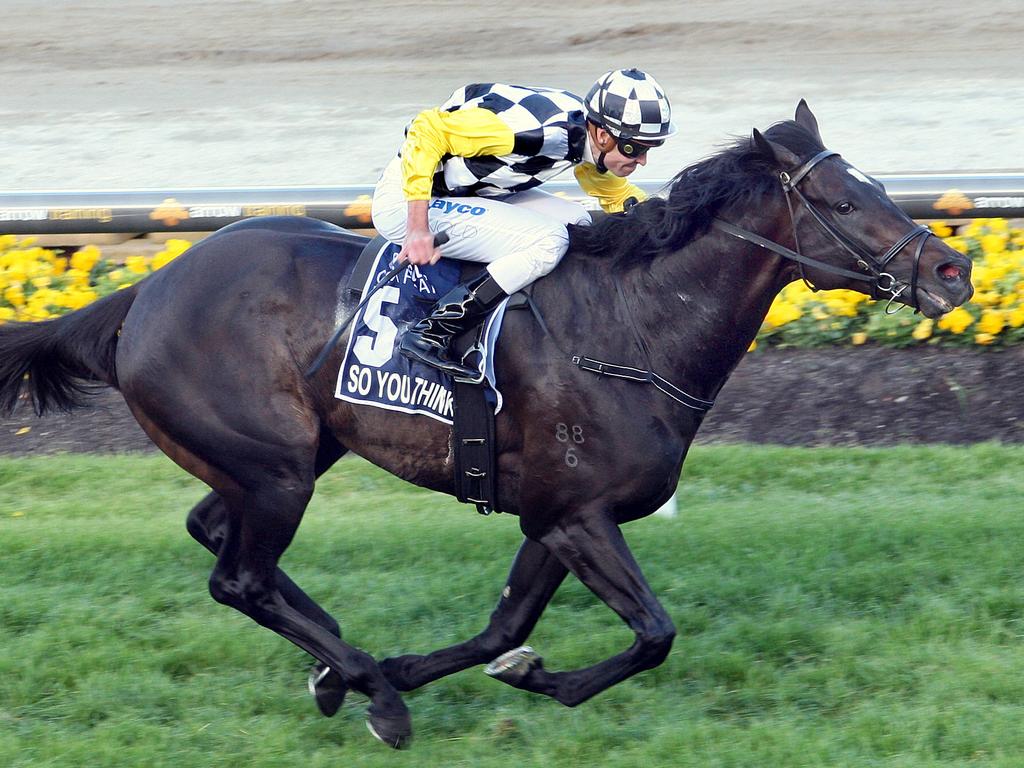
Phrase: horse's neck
[{"left": 621, "top": 219, "right": 794, "bottom": 399}]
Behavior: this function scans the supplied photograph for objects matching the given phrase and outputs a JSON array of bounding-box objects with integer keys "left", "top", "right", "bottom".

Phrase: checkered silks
[{"left": 431, "top": 83, "right": 588, "bottom": 198}]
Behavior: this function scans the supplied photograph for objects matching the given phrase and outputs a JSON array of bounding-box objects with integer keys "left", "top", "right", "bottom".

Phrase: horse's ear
[
  {"left": 752, "top": 128, "right": 800, "bottom": 168},
  {"left": 794, "top": 99, "right": 823, "bottom": 144}
]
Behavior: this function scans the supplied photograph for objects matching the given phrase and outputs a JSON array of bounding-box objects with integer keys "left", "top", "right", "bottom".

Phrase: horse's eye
[{"left": 835, "top": 201, "right": 854, "bottom": 215}]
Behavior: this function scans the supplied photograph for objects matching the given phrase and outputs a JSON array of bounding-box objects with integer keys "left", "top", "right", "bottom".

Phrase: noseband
[{"left": 714, "top": 149, "right": 932, "bottom": 312}]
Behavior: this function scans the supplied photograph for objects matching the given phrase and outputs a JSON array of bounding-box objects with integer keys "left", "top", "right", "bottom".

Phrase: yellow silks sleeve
[
  {"left": 573, "top": 163, "right": 648, "bottom": 213},
  {"left": 400, "top": 107, "right": 517, "bottom": 201}
]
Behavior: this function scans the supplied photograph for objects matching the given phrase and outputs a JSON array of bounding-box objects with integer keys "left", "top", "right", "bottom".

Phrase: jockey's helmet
[{"left": 584, "top": 68, "right": 676, "bottom": 142}]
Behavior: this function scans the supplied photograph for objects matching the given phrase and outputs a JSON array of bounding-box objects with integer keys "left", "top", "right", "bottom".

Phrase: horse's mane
[{"left": 568, "top": 120, "right": 825, "bottom": 268}]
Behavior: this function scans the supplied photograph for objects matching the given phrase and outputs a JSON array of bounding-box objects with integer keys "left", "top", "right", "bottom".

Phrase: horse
[{"left": 0, "top": 102, "right": 972, "bottom": 748}]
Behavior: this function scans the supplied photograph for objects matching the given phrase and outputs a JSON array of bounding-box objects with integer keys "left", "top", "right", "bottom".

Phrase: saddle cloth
[{"left": 334, "top": 240, "right": 507, "bottom": 424}]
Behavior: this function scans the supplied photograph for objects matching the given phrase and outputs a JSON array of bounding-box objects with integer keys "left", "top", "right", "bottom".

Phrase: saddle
[{"left": 348, "top": 236, "right": 532, "bottom": 515}]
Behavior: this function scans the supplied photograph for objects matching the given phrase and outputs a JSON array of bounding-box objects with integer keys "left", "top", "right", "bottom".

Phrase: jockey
[{"left": 371, "top": 68, "right": 676, "bottom": 379}]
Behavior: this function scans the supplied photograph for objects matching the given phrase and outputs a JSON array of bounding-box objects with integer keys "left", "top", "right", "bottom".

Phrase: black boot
[{"left": 399, "top": 271, "right": 508, "bottom": 379}]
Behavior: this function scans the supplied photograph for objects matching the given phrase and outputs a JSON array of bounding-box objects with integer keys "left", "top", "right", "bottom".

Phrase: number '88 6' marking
[{"left": 555, "top": 423, "right": 585, "bottom": 467}]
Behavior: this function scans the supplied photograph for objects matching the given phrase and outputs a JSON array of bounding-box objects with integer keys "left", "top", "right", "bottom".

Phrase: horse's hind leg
[
  {"left": 186, "top": 432, "right": 351, "bottom": 715},
  {"left": 209, "top": 472, "right": 412, "bottom": 748},
  {"left": 188, "top": 466, "right": 351, "bottom": 714},
  {"left": 379, "top": 537, "right": 568, "bottom": 691},
  {"left": 187, "top": 494, "right": 340, "bottom": 638},
  {"left": 189, "top": 434, "right": 352, "bottom": 651}
]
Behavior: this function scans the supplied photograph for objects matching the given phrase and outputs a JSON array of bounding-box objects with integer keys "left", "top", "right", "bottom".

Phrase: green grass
[{"left": 2, "top": 445, "right": 1024, "bottom": 767}]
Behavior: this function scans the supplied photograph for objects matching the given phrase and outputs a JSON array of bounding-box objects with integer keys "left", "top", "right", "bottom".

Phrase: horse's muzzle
[{"left": 915, "top": 255, "right": 973, "bottom": 318}]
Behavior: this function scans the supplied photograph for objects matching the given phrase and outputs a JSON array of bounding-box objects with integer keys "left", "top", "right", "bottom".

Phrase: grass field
[{"left": 2, "top": 445, "right": 1024, "bottom": 767}]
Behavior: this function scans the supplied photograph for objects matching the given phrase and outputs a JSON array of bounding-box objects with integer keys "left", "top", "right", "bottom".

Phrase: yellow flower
[
  {"left": 912, "top": 319, "right": 933, "bottom": 340},
  {"left": 977, "top": 309, "right": 1005, "bottom": 336},
  {"left": 1007, "top": 307, "right": 1024, "bottom": 328},
  {"left": 981, "top": 233, "right": 1008, "bottom": 257},
  {"left": 937, "top": 306, "right": 974, "bottom": 334},
  {"left": 747, "top": 339, "right": 757, "bottom": 352},
  {"left": 64, "top": 268, "right": 92, "bottom": 287},
  {"left": 151, "top": 240, "right": 190, "bottom": 270},
  {"left": 929, "top": 222, "right": 953, "bottom": 238},
  {"left": 0, "top": 306, "right": 15, "bottom": 322},
  {"left": 66, "top": 289, "right": 98, "bottom": 309},
  {"left": 974, "top": 332, "right": 996, "bottom": 345},
  {"left": 70, "top": 245, "right": 101, "bottom": 272},
  {"left": 851, "top": 332, "right": 867, "bottom": 345},
  {"left": 152, "top": 251, "right": 175, "bottom": 271},
  {"left": 4, "top": 261, "right": 28, "bottom": 282},
  {"left": 3, "top": 285, "right": 25, "bottom": 307},
  {"left": 124, "top": 255, "right": 149, "bottom": 275},
  {"left": 765, "top": 300, "right": 802, "bottom": 327},
  {"left": 822, "top": 289, "right": 869, "bottom": 317},
  {"left": 971, "top": 291, "right": 1000, "bottom": 308},
  {"left": 943, "top": 236, "right": 970, "bottom": 255},
  {"left": 21, "top": 304, "right": 52, "bottom": 320}
]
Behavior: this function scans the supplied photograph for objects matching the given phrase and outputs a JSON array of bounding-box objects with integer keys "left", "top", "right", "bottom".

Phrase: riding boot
[{"left": 398, "top": 271, "right": 508, "bottom": 379}]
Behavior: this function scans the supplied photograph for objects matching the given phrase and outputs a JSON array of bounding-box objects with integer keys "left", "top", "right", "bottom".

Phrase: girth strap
[{"left": 571, "top": 355, "right": 715, "bottom": 412}]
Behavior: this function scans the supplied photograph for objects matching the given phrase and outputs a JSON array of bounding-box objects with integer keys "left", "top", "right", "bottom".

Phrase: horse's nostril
[{"left": 939, "top": 264, "right": 963, "bottom": 281}]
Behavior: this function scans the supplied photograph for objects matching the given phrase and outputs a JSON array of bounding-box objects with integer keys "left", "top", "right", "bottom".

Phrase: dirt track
[
  {"left": 4, "top": 348, "right": 1024, "bottom": 455},
  {"left": 2, "top": 0, "right": 1023, "bottom": 194}
]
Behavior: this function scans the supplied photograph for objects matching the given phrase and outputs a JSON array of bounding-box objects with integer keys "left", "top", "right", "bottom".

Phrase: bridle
[{"left": 713, "top": 149, "right": 933, "bottom": 313}]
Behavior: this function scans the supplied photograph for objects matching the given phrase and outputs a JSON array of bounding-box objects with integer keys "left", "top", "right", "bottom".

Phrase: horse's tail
[{"left": 0, "top": 285, "right": 139, "bottom": 416}]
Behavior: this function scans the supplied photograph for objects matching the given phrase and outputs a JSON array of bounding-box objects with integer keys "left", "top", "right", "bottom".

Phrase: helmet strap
[{"left": 589, "top": 123, "right": 615, "bottom": 173}]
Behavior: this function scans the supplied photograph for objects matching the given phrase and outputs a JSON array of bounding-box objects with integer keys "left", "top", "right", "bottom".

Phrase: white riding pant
[{"left": 371, "top": 156, "right": 591, "bottom": 294}]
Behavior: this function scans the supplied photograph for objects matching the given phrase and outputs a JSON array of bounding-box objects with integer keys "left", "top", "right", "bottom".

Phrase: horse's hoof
[
  {"left": 307, "top": 662, "right": 348, "bottom": 718},
  {"left": 485, "top": 645, "right": 543, "bottom": 686},
  {"left": 365, "top": 706, "right": 413, "bottom": 750}
]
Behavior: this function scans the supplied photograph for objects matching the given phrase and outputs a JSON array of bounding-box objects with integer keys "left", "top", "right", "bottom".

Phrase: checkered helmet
[{"left": 585, "top": 68, "right": 676, "bottom": 141}]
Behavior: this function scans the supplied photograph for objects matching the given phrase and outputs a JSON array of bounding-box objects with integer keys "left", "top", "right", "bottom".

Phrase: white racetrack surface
[{"left": 2, "top": 0, "right": 1021, "bottom": 192}]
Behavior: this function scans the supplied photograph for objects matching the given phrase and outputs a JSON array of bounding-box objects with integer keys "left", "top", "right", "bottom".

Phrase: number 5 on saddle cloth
[{"left": 335, "top": 237, "right": 510, "bottom": 514}]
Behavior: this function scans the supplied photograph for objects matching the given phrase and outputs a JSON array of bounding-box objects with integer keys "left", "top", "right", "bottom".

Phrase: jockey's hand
[{"left": 400, "top": 227, "right": 443, "bottom": 266}]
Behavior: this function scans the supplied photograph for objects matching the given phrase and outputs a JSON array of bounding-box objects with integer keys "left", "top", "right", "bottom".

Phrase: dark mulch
[{"left": 2, "top": 347, "right": 1023, "bottom": 456}]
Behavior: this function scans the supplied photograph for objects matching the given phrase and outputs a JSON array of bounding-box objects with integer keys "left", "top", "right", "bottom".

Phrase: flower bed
[
  {"left": 0, "top": 236, "right": 190, "bottom": 323},
  {"left": 757, "top": 219, "right": 1024, "bottom": 348},
  {"left": 2, "top": 220, "right": 1023, "bottom": 347}
]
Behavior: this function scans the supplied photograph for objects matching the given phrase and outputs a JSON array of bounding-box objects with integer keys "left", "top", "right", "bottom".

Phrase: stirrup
[{"left": 399, "top": 332, "right": 480, "bottom": 380}]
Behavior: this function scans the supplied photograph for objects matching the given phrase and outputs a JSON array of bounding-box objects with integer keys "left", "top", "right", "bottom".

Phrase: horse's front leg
[
  {"left": 489, "top": 510, "right": 676, "bottom": 707},
  {"left": 379, "top": 537, "right": 568, "bottom": 690}
]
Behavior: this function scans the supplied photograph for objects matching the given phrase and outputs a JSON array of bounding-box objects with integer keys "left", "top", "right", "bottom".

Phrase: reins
[
  {"left": 714, "top": 149, "right": 932, "bottom": 314},
  {"left": 305, "top": 232, "right": 449, "bottom": 379}
]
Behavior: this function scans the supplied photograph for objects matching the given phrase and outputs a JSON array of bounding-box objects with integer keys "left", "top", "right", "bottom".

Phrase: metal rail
[{"left": 1, "top": 174, "right": 1022, "bottom": 236}]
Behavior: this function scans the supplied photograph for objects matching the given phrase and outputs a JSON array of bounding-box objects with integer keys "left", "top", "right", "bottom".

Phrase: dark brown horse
[{"left": 0, "top": 103, "right": 971, "bottom": 748}]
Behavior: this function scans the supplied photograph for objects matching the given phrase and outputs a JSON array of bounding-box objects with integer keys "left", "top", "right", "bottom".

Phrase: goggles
[{"left": 615, "top": 137, "right": 662, "bottom": 159}]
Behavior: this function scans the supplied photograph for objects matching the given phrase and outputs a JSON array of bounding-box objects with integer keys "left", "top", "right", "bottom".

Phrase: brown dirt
[{"left": 3, "top": 347, "right": 1022, "bottom": 456}]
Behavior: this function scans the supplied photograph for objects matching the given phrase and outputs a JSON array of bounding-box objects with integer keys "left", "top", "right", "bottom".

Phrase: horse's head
[{"left": 751, "top": 101, "right": 973, "bottom": 318}]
